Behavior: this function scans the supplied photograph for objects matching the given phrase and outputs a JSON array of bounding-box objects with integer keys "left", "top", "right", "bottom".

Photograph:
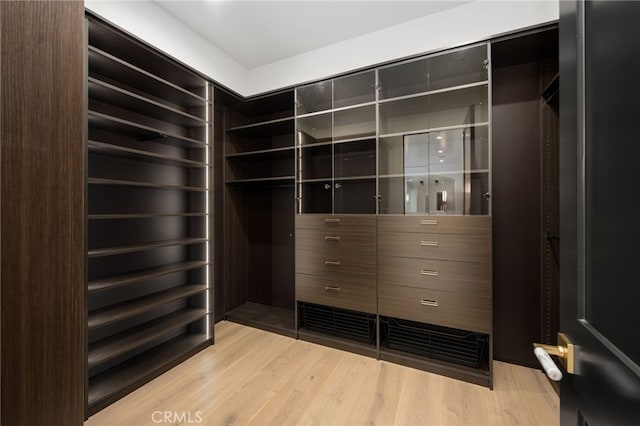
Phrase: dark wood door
[{"left": 559, "top": 1, "right": 640, "bottom": 424}]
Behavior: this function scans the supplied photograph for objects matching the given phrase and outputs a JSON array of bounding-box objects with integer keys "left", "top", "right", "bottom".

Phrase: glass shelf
[{"left": 378, "top": 44, "right": 488, "bottom": 100}]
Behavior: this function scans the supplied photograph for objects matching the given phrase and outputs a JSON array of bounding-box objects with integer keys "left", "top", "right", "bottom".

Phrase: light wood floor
[{"left": 86, "top": 321, "right": 559, "bottom": 426}]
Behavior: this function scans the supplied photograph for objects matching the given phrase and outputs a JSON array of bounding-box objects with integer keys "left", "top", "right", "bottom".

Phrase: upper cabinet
[
  {"left": 296, "top": 70, "right": 378, "bottom": 215},
  {"left": 296, "top": 43, "right": 491, "bottom": 216}
]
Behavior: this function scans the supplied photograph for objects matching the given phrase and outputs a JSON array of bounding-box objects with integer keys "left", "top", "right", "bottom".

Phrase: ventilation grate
[
  {"left": 298, "top": 302, "right": 376, "bottom": 344},
  {"left": 382, "top": 316, "right": 488, "bottom": 369}
]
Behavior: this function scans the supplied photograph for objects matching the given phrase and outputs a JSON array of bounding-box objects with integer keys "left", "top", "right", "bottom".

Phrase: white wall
[
  {"left": 85, "top": 0, "right": 248, "bottom": 93},
  {"left": 85, "top": 1, "right": 558, "bottom": 97},
  {"left": 246, "top": 1, "right": 559, "bottom": 95}
]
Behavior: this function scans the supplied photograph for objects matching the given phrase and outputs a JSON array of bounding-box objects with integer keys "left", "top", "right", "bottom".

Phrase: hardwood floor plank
[{"left": 86, "top": 321, "right": 559, "bottom": 426}]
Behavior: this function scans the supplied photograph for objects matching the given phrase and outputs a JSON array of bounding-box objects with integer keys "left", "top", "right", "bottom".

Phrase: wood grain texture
[
  {"left": 378, "top": 214, "right": 491, "bottom": 235},
  {"left": 85, "top": 321, "right": 558, "bottom": 426},
  {"left": 295, "top": 228, "right": 376, "bottom": 255},
  {"left": 295, "top": 248, "right": 377, "bottom": 279},
  {"left": 295, "top": 214, "right": 376, "bottom": 232},
  {"left": 379, "top": 284, "right": 491, "bottom": 334},
  {"left": 1, "top": 2, "right": 85, "bottom": 424},
  {"left": 378, "top": 255, "right": 491, "bottom": 296},
  {"left": 378, "top": 231, "right": 492, "bottom": 263},
  {"left": 296, "top": 274, "right": 377, "bottom": 313}
]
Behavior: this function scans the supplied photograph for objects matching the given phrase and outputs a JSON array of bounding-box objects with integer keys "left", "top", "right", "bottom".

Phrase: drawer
[
  {"left": 377, "top": 215, "right": 491, "bottom": 235},
  {"left": 378, "top": 231, "right": 491, "bottom": 263},
  {"left": 296, "top": 228, "right": 376, "bottom": 256},
  {"left": 378, "top": 284, "right": 491, "bottom": 334},
  {"left": 296, "top": 214, "right": 376, "bottom": 233},
  {"left": 296, "top": 249, "right": 376, "bottom": 281},
  {"left": 378, "top": 256, "right": 490, "bottom": 297},
  {"left": 296, "top": 274, "right": 376, "bottom": 314}
]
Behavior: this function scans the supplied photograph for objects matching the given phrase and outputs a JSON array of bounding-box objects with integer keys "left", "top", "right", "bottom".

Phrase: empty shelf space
[
  {"left": 88, "top": 177, "right": 206, "bottom": 192},
  {"left": 88, "top": 140, "right": 205, "bottom": 167},
  {"left": 377, "top": 80, "right": 490, "bottom": 105},
  {"left": 225, "top": 176, "right": 295, "bottom": 185},
  {"left": 88, "top": 213, "right": 206, "bottom": 220},
  {"left": 225, "top": 302, "right": 295, "bottom": 336},
  {"left": 88, "top": 308, "right": 207, "bottom": 370},
  {"left": 89, "top": 285, "right": 208, "bottom": 330},
  {"left": 225, "top": 146, "right": 294, "bottom": 158},
  {"left": 88, "top": 77, "right": 206, "bottom": 128},
  {"left": 88, "top": 333, "right": 209, "bottom": 413},
  {"left": 88, "top": 260, "right": 208, "bottom": 293},
  {"left": 88, "top": 238, "right": 207, "bottom": 258},
  {"left": 88, "top": 46, "right": 205, "bottom": 109},
  {"left": 88, "top": 111, "right": 205, "bottom": 148},
  {"left": 227, "top": 116, "right": 294, "bottom": 134}
]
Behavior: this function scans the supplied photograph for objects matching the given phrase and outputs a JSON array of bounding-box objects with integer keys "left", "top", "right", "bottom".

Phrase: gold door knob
[{"left": 533, "top": 332, "right": 575, "bottom": 374}]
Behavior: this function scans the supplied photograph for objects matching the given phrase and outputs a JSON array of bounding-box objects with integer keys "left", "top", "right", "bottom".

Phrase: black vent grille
[
  {"left": 298, "top": 302, "right": 376, "bottom": 344},
  {"left": 382, "top": 316, "right": 488, "bottom": 369}
]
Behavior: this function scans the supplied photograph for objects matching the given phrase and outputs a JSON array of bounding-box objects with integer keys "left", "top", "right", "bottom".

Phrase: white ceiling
[{"left": 153, "top": 1, "right": 470, "bottom": 69}]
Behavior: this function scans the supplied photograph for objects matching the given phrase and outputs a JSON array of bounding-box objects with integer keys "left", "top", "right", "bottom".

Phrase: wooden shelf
[
  {"left": 88, "top": 140, "right": 205, "bottom": 167},
  {"left": 88, "top": 260, "right": 208, "bottom": 293},
  {"left": 88, "top": 177, "right": 206, "bottom": 192},
  {"left": 88, "top": 238, "right": 207, "bottom": 258},
  {"left": 88, "top": 308, "right": 207, "bottom": 370},
  {"left": 89, "top": 285, "right": 208, "bottom": 330},
  {"left": 88, "top": 77, "right": 206, "bottom": 128},
  {"left": 88, "top": 333, "right": 210, "bottom": 414},
  {"left": 88, "top": 111, "right": 205, "bottom": 148},
  {"left": 377, "top": 80, "right": 489, "bottom": 105},
  {"left": 88, "top": 213, "right": 206, "bottom": 220},
  {"left": 88, "top": 46, "right": 205, "bottom": 109}
]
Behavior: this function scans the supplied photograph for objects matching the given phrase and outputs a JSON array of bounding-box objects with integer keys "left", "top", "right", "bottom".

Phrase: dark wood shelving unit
[
  {"left": 86, "top": 13, "right": 212, "bottom": 417},
  {"left": 217, "top": 88, "right": 296, "bottom": 335},
  {"left": 88, "top": 261, "right": 208, "bottom": 293}
]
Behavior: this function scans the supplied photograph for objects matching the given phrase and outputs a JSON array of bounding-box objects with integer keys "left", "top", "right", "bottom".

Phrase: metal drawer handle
[
  {"left": 325, "top": 260, "right": 341, "bottom": 266},
  {"left": 420, "top": 240, "right": 439, "bottom": 247},
  {"left": 325, "top": 286, "right": 341, "bottom": 292},
  {"left": 420, "top": 269, "right": 439, "bottom": 276},
  {"left": 420, "top": 219, "right": 438, "bottom": 226},
  {"left": 324, "top": 218, "right": 340, "bottom": 223},
  {"left": 420, "top": 299, "right": 439, "bottom": 307},
  {"left": 325, "top": 235, "right": 341, "bottom": 241}
]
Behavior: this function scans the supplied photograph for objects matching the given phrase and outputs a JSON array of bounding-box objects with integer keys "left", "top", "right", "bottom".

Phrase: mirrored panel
[
  {"left": 334, "top": 71, "right": 376, "bottom": 109},
  {"left": 378, "top": 130, "right": 490, "bottom": 215},
  {"left": 296, "top": 81, "right": 332, "bottom": 114},
  {"left": 334, "top": 105, "right": 376, "bottom": 141},
  {"left": 297, "top": 112, "right": 332, "bottom": 145}
]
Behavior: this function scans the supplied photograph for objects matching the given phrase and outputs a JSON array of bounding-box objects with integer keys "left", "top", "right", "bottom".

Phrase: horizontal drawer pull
[
  {"left": 420, "top": 299, "right": 439, "bottom": 307},
  {"left": 419, "top": 219, "right": 438, "bottom": 226},
  {"left": 324, "top": 218, "right": 340, "bottom": 223},
  {"left": 324, "top": 286, "right": 341, "bottom": 292},
  {"left": 420, "top": 269, "right": 439, "bottom": 276},
  {"left": 325, "top": 260, "right": 341, "bottom": 266},
  {"left": 324, "top": 235, "right": 341, "bottom": 241},
  {"left": 420, "top": 240, "right": 439, "bottom": 247}
]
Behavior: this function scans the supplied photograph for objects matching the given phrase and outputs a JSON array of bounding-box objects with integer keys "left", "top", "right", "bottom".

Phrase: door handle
[{"left": 533, "top": 332, "right": 575, "bottom": 378}]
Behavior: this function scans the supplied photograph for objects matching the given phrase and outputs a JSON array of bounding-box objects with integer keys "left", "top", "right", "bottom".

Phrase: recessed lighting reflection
[
  {"left": 439, "top": 159, "right": 444, "bottom": 163},
  {"left": 437, "top": 150, "right": 443, "bottom": 154},
  {"left": 436, "top": 136, "right": 443, "bottom": 140}
]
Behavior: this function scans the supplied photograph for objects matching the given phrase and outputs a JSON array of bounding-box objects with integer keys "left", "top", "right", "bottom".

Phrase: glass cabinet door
[
  {"left": 296, "top": 81, "right": 332, "bottom": 115},
  {"left": 333, "top": 71, "right": 376, "bottom": 109}
]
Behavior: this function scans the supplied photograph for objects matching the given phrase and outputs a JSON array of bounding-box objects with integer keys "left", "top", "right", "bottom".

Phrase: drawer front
[
  {"left": 296, "top": 274, "right": 376, "bottom": 313},
  {"left": 378, "top": 256, "right": 490, "bottom": 296},
  {"left": 379, "top": 284, "right": 491, "bottom": 334},
  {"left": 296, "top": 228, "right": 376, "bottom": 256},
  {"left": 378, "top": 232, "right": 491, "bottom": 263},
  {"left": 377, "top": 215, "right": 491, "bottom": 235},
  {"left": 296, "top": 249, "right": 376, "bottom": 280},
  {"left": 296, "top": 214, "right": 376, "bottom": 233}
]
